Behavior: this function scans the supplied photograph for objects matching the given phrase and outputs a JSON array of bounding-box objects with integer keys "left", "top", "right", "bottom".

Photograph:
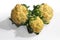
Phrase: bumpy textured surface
[
  {"left": 10, "top": 3, "right": 53, "bottom": 35},
  {"left": 11, "top": 4, "right": 28, "bottom": 25},
  {"left": 39, "top": 3, "right": 53, "bottom": 24},
  {"left": 29, "top": 16, "right": 44, "bottom": 33}
]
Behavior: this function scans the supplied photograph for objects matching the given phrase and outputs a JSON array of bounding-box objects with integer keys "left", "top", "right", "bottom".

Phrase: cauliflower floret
[
  {"left": 33, "top": 3, "right": 53, "bottom": 24},
  {"left": 39, "top": 3, "right": 53, "bottom": 24},
  {"left": 29, "top": 16, "right": 44, "bottom": 34},
  {"left": 11, "top": 4, "right": 28, "bottom": 25}
]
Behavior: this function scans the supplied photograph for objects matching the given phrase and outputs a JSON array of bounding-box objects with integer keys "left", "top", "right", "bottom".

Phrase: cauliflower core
[
  {"left": 11, "top": 4, "right": 28, "bottom": 25},
  {"left": 39, "top": 3, "right": 53, "bottom": 24},
  {"left": 29, "top": 17, "right": 44, "bottom": 33}
]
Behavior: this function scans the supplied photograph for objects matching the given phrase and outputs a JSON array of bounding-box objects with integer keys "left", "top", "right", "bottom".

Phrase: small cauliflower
[
  {"left": 11, "top": 4, "right": 28, "bottom": 26},
  {"left": 33, "top": 3, "right": 53, "bottom": 24},
  {"left": 29, "top": 16, "right": 44, "bottom": 34}
]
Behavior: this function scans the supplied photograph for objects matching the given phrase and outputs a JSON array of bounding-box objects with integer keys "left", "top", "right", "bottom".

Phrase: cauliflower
[
  {"left": 33, "top": 3, "right": 53, "bottom": 24},
  {"left": 11, "top": 4, "right": 28, "bottom": 26},
  {"left": 10, "top": 3, "right": 53, "bottom": 35},
  {"left": 29, "top": 16, "right": 44, "bottom": 34}
]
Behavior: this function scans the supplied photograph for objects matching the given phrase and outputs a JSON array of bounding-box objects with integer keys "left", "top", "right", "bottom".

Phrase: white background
[{"left": 0, "top": 0, "right": 60, "bottom": 40}]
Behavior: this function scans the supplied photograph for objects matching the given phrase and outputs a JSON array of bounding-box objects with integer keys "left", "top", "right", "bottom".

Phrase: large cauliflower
[
  {"left": 29, "top": 16, "right": 44, "bottom": 34},
  {"left": 11, "top": 4, "right": 28, "bottom": 26},
  {"left": 33, "top": 3, "right": 53, "bottom": 24}
]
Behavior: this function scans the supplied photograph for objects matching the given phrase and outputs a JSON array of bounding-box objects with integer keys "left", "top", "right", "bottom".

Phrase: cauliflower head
[
  {"left": 29, "top": 16, "right": 44, "bottom": 34},
  {"left": 11, "top": 4, "right": 28, "bottom": 25},
  {"left": 33, "top": 3, "right": 53, "bottom": 24}
]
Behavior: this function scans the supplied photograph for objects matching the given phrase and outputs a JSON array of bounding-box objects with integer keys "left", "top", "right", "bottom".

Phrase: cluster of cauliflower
[{"left": 10, "top": 3, "right": 53, "bottom": 35}]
